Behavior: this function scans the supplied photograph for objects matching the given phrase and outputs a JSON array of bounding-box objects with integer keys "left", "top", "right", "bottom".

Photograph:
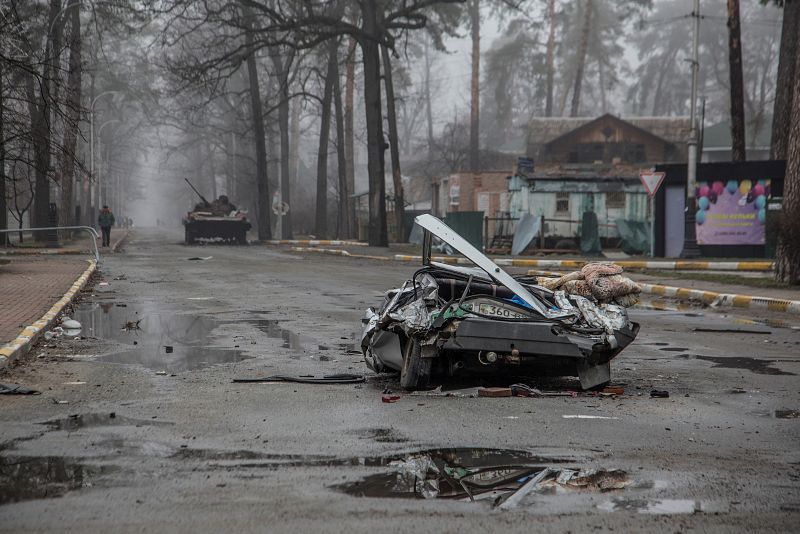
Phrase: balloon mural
[{"left": 695, "top": 178, "right": 770, "bottom": 245}]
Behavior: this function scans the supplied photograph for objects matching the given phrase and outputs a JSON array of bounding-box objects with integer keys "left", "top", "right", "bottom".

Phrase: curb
[
  {"left": 0, "top": 259, "right": 97, "bottom": 368},
  {"left": 110, "top": 229, "right": 131, "bottom": 253},
  {"left": 289, "top": 247, "right": 798, "bottom": 315},
  {"left": 637, "top": 282, "right": 800, "bottom": 314},
  {"left": 290, "top": 247, "right": 390, "bottom": 261},
  {"left": 394, "top": 255, "right": 774, "bottom": 272},
  {"left": 266, "top": 239, "right": 367, "bottom": 247}
]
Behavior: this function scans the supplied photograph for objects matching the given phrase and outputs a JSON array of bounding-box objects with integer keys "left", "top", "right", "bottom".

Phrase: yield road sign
[{"left": 639, "top": 171, "right": 666, "bottom": 198}]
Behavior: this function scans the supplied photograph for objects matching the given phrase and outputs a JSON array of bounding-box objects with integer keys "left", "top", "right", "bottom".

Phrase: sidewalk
[
  {"left": 0, "top": 256, "right": 93, "bottom": 348},
  {"left": 0, "top": 227, "right": 129, "bottom": 256}
]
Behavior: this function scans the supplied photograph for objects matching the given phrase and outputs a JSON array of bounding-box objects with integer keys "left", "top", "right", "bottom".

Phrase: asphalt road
[{"left": 1, "top": 228, "right": 798, "bottom": 533}]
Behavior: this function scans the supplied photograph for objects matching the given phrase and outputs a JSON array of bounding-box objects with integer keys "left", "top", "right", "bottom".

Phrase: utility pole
[{"left": 681, "top": 0, "right": 701, "bottom": 258}]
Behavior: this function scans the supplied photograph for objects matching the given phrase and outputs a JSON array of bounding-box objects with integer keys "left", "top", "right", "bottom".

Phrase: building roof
[
  {"left": 527, "top": 115, "right": 691, "bottom": 146},
  {"left": 523, "top": 162, "right": 643, "bottom": 180}
]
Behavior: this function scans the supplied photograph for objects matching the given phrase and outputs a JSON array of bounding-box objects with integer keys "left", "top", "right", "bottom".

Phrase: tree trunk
[
  {"left": 544, "top": 0, "right": 556, "bottom": 117},
  {"left": 59, "top": 0, "right": 82, "bottom": 228},
  {"left": 344, "top": 36, "right": 357, "bottom": 239},
  {"left": 0, "top": 60, "right": 7, "bottom": 244},
  {"left": 360, "top": 0, "right": 388, "bottom": 246},
  {"left": 771, "top": 0, "right": 800, "bottom": 160},
  {"left": 469, "top": 0, "right": 480, "bottom": 171},
  {"left": 423, "top": 36, "right": 435, "bottom": 155},
  {"left": 775, "top": 36, "right": 800, "bottom": 285},
  {"left": 243, "top": 7, "right": 272, "bottom": 240},
  {"left": 381, "top": 45, "right": 405, "bottom": 243},
  {"left": 727, "top": 0, "right": 746, "bottom": 161},
  {"left": 315, "top": 40, "right": 337, "bottom": 239},
  {"left": 570, "top": 0, "right": 592, "bottom": 118},
  {"left": 32, "top": 0, "right": 59, "bottom": 236},
  {"left": 289, "top": 95, "right": 300, "bottom": 188},
  {"left": 332, "top": 40, "right": 349, "bottom": 239},
  {"left": 272, "top": 50, "right": 294, "bottom": 238}
]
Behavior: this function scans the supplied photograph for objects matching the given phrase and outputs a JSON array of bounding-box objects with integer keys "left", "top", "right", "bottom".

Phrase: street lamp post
[
  {"left": 88, "top": 90, "right": 121, "bottom": 223},
  {"left": 681, "top": 0, "right": 702, "bottom": 258},
  {"left": 95, "top": 118, "right": 120, "bottom": 214}
]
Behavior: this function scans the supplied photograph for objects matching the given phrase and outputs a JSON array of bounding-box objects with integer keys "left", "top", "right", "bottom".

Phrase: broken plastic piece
[
  {"left": 382, "top": 395, "right": 401, "bottom": 403},
  {"left": 650, "top": 389, "right": 669, "bottom": 398}
]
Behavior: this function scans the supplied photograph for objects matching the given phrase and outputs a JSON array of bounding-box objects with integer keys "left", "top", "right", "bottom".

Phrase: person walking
[{"left": 98, "top": 205, "right": 115, "bottom": 247}]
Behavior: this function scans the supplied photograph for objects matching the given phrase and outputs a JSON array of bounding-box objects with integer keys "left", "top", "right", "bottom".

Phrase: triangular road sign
[{"left": 639, "top": 171, "right": 666, "bottom": 198}]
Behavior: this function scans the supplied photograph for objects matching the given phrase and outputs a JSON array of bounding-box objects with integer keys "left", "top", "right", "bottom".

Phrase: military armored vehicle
[{"left": 182, "top": 179, "right": 251, "bottom": 245}]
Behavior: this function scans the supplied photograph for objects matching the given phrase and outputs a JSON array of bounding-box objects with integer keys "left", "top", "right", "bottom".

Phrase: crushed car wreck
[{"left": 361, "top": 214, "right": 640, "bottom": 391}]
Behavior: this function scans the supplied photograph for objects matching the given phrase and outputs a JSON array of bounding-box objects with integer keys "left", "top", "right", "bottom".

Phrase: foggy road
[{"left": 1, "top": 229, "right": 798, "bottom": 532}]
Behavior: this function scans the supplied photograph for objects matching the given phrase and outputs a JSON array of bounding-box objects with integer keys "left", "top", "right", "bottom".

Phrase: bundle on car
[{"left": 361, "top": 215, "right": 641, "bottom": 391}]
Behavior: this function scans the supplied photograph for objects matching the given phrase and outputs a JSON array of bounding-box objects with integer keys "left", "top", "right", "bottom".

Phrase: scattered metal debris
[
  {"left": 232, "top": 373, "right": 365, "bottom": 384},
  {"left": 0, "top": 383, "right": 40, "bottom": 395}
]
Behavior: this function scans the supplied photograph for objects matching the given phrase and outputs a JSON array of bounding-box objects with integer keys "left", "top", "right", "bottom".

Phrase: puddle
[
  {"left": 598, "top": 498, "right": 706, "bottom": 514},
  {"left": 694, "top": 355, "right": 795, "bottom": 376},
  {"left": 0, "top": 455, "right": 122, "bottom": 505},
  {"left": 334, "top": 448, "right": 613, "bottom": 503},
  {"left": 73, "top": 303, "right": 248, "bottom": 372},
  {"left": 41, "top": 413, "right": 171, "bottom": 432},
  {"left": 659, "top": 347, "right": 688, "bottom": 352},
  {"left": 246, "top": 319, "right": 326, "bottom": 352}
]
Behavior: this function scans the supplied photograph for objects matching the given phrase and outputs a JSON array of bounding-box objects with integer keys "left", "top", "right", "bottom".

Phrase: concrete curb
[
  {"left": 0, "top": 259, "right": 97, "bottom": 368},
  {"left": 393, "top": 255, "right": 774, "bottom": 272},
  {"left": 0, "top": 228, "right": 130, "bottom": 257},
  {"left": 110, "top": 229, "right": 131, "bottom": 253},
  {"left": 267, "top": 239, "right": 367, "bottom": 247},
  {"left": 637, "top": 282, "right": 800, "bottom": 314},
  {"left": 288, "top": 247, "right": 798, "bottom": 315}
]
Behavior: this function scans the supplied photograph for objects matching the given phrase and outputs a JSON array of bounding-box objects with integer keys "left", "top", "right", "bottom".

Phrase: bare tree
[
  {"left": 771, "top": 0, "right": 800, "bottom": 160},
  {"left": 727, "top": 0, "right": 746, "bottom": 161},
  {"left": 775, "top": 35, "right": 800, "bottom": 284}
]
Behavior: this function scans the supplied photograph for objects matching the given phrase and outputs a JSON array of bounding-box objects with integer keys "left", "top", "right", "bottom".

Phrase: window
[
  {"left": 556, "top": 192, "right": 570, "bottom": 213},
  {"left": 606, "top": 191, "right": 626, "bottom": 209}
]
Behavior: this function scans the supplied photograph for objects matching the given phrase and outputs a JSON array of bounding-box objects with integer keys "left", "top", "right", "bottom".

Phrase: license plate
[{"left": 465, "top": 301, "right": 531, "bottom": 319}]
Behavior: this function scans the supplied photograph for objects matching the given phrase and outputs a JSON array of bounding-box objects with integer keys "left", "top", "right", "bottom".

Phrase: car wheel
[{"left": 400, "top": 337, "right": 431, "bottom": 391}]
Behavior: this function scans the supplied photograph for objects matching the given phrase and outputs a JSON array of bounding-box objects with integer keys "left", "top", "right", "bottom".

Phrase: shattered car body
[{"left": 360, "top": 214, "right": 640, "bottom": 390}]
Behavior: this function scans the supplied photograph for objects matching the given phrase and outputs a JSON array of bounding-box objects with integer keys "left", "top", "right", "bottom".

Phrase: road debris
[
  {"left": 186, "top": 256, "right": 213, "bottom": 261},
  {"left": 650, "top": 390, "right": 670, "bottom": 398},
  {"left": 478, "top": 387, "right": 512, "bottom": 397},
  {"left": 381, "top": 395, "right": 401, "bottom": 403},
  {"left": 361, "top": 215, "right": 640, "bottom": 392},
  {"left": 562, "top": 415, "right": 620, "bottom": 420},
  {"left": 232, "top": 373, "right": 365, "bottom": 384},
  {"left": 0, "top": 383, "right": 41, "bottom": 395}
]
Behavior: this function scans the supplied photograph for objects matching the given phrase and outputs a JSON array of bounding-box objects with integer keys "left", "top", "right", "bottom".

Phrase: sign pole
[
  {"left": 650, "top": 195, "right": 655, "bottom": 258},
  {"left": 639, "top": 171, "right": 666, "bottom": 257}
]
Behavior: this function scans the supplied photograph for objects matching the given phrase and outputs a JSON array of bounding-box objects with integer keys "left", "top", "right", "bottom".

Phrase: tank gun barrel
[{"left": 185, "top": 178, "right": 210, "bottom": 206}]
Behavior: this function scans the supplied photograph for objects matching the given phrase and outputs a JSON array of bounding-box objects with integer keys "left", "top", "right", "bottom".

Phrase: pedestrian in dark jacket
[{"left": 98, "top": 205, "right": 115, "bottom": 247}]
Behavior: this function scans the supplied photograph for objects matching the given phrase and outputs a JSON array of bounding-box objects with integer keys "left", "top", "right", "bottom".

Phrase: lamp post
[
  {"left": 681, "top": 0, "right": 702, "bottom": 258},
  {"left": 94, "top": 118, "right": 121, "bottom": 214},
  {"left": 89, "top": 91, "right": 122, "bottom": 220}
]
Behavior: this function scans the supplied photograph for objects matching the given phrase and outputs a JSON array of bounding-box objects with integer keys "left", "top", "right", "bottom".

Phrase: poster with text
[{"left": 695, "top": 179, "right": 770, "bottom": 245}]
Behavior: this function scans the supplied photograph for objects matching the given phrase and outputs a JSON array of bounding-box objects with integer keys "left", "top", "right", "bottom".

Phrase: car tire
[{"left": 400, "top": 337, "right": 431, "bottom": 391}]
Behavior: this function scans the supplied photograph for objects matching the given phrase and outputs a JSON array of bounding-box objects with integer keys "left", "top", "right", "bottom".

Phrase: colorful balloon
[
  {"left": 739, "top": 179, "right": 752, "bottom": 196},
  {"left": 757, "top": 208, "right": 765, "bottom": 224},
  {"left": 712, "top": 181, "right": 725, "bottom": 195},
  {"left": 757, "top": 179, "right": 766, "bottom": 186},
  {"left": 752, "top": 184, "right": 765, "bottom": 197},
  {"left": 696, "top": 209, "right": 705, "bottom": 225},
  {"left": 698, "top": 185, "right": 710, "bottom": 198},
  {"left": 698, "top": 196, "right": 710, "bottom": 210},
  {"left": 755, "top": 195, "right": 766, "bottom": 209},
  {"left": 726, "top": 180, "right": 738, "bottom": 194}
]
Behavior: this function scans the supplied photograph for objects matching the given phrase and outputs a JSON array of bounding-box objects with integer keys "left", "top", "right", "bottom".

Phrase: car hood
[{"left": 416, "top": 214, "right": 573, "bottom": 319}]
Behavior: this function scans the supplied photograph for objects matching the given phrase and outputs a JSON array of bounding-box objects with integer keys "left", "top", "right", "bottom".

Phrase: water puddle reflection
[{"left": 73, "top": 303, "right": 248, "bottom": 371}]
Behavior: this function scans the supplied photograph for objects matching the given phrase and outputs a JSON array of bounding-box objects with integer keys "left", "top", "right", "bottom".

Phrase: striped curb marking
[
  {"left": 394, "top": 255, "right": 773, "bottom": 271},
  {"left": 292, "top": 247, "right": 797, "bottom": 315},
  {"left": 266, "top": 239, "right": 368, "bottom": 246},
  {"left": 637, "top": 282, "right": 800, "bottom": 314},
  {"left": 0, "top": 259, "right": 97, "bottom": 368},
  {"left": 290, "top": 247, "right": 390, "bottom": 261}
]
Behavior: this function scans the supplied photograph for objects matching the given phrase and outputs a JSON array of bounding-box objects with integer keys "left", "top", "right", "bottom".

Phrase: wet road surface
[{"left": 1, "top": 228, "right": 798, "bottom": 532}]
